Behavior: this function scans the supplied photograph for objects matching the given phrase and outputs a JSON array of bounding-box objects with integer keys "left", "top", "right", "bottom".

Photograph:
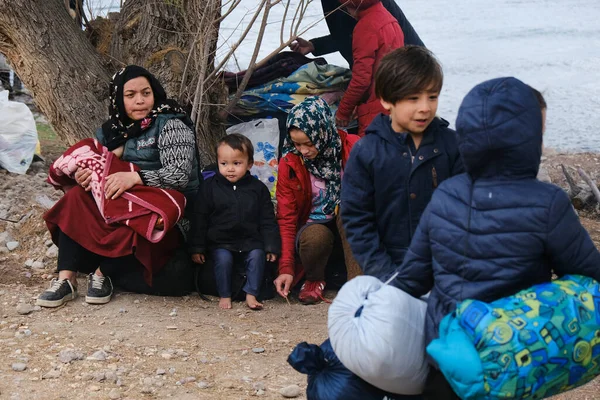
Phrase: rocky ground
[{"left": 1, "top": 122, "right": 600, "bottom": 399}]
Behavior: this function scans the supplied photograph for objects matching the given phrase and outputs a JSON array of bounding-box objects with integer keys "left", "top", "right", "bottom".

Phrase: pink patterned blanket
[{"left": 47, "top": 138, "right": 186, "bottom": 243}]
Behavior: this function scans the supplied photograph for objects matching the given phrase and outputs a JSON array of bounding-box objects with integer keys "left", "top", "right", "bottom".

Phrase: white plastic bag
[
  {"left": 226, "top": 118, "right": 279, "bottom": 198},
  {"left": 328, "top": 275, "right": 429, "bottom": 395},
  {"left": 0, "top": 90, "right": 38, "bottom": 174}
]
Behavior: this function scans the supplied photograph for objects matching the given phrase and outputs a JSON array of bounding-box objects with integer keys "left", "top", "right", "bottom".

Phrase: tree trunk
[
  {"left": 0, "top": 0, "right": 225, "bottom": 167},
  {"left": 0, "top": 0, "right": 110, "bottom": 145},
  {"left": 110, "top": 0, "right": 189, "bottom": 97}
]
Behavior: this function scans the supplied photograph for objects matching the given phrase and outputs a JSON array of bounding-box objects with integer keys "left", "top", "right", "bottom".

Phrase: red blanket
[
  {"left": 47, "top": 138, "right": 186, "bottom": 242},
  {"left": 44, "top": 138, "right": 187, "bottom": 283}
]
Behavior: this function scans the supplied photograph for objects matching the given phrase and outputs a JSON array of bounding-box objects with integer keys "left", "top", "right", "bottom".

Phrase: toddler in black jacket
[{"left": 189, "top": 133, "right": 281, "bottom": 309}]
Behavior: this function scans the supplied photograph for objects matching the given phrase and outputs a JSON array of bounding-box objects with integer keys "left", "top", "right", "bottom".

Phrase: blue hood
[{"left": 456, "top": 77, "right": 543, "bottom": 179}]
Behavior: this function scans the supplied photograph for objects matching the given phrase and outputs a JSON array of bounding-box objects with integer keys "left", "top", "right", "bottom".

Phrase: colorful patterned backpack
[{"left": 427, "top": 275, "right": 600, "bottom": 399}]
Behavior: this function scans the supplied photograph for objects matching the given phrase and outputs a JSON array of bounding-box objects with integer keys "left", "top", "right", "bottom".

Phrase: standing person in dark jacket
[
  {"left": 341, "top": 46, "right": 463, "bottom": 279},
  {"left": 390, "top": 77, "right": 600, "bottom": 400},
  {"left": 189, "top": 134, "right": 280, "bottom": 310},
  {"left": 290, "top": 0, "right": 424, "bottom": 68}
]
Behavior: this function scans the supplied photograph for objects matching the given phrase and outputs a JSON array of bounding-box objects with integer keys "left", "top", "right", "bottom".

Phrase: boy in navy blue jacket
[
  {"left": 341, "top": 46, "right": 463, "bottom": 278},
  {"left": 189, "top": 134, "right": 280, "bottom": 310},
  {"left": 390, "top": 77, "right": 600, "bottom": 399}
]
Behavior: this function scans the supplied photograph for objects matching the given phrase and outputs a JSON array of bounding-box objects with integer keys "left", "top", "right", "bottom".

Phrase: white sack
[
  {"left": 0, "top": 90, "right": 38, "bottom": 174},
  {"left": 226, "top": 118, "right": 279, "bottom": 198},
  {"left": 328, "top": 275, "right": 429, "bottom": 395}
]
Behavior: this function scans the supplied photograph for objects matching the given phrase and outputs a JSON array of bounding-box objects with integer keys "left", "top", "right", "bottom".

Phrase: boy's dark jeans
[{"left": 212, "top": 248, "right": 265, "bottom": 298}]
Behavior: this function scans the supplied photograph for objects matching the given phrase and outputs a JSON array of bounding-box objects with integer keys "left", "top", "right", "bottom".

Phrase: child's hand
[
  {"left": 266, "top": 253, "right": 277, "bottom": 262},
  {"left": 192, "top": 253, "right": 205, "bottom": 264},
  {"left": 111, "top": 145, "right": 124, "bottom": 158}
]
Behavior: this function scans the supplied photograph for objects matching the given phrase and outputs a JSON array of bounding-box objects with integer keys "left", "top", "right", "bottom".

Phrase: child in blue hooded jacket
[{"left": 390, "top": 77, "right": 600, "bottom": 399}]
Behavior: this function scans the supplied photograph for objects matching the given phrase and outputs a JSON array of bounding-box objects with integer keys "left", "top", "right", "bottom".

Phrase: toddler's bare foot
[
  {"left": 219, "top": 297, "right": 232, "bottom": 309},
  {"left": 246, "top": 294, "right": 263, "bottom": 310}
]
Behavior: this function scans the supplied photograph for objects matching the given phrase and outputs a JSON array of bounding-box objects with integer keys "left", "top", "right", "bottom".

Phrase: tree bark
[
  {"left": 0, "top": 0, "right": 110, "bottom": 145},
  {"left": 0, "top": 0, "right": 225, "bottom": 166},
  {"left": 110, "top": 0, "right": 188, "bottom": 97}
]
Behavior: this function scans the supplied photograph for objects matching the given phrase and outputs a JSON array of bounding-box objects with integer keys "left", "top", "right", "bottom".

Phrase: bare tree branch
[
  {"left": 578, "top": 167, "right": 600, "bottom": 204},
  {"left": 209, "top": 0, "right": 267, "bottom": 83},
  {"left": 217, "top": 0, "right": 242, "bottom": 23},
  {"left": 279, "top": 0, "right": 292, "bottom": 45},
  {"left": 219, "top": 0, "right": 274, "bottom": 118}
]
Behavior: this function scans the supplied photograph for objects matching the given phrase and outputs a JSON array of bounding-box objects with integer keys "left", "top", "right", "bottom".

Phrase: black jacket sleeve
[
  {"left": 310, "top": 0, "right": 356, "bottom": 66},
  {"left": 258, "top": 184, "right": 281, "bottom": 255},
  {"left": 188, "top": 179, "right": 210, "bottom": 254}
]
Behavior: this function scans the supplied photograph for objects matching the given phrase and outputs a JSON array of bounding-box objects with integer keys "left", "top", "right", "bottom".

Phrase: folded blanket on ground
[
  {"left": 231, "top": 62, "right": 351, "bottom": 117},
  {"left": 47, "top": 138, "right": 186, "bottom": 243},
  {"left": 428, "top": 275, "right": 600, "bottom": 400}
]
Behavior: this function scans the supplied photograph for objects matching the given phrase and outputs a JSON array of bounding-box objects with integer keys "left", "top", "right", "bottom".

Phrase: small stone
[
  {"left": 143, "top": 377, "right": 153, "bottom": 386},
  {"left": 15, "top": 329, "right": 32, "bottom": 338},
  {"left": 12, "top": 363, "right": 27, "bottom": 372},
  {"left": 161, "top": 353, "right": 172, "bottom": 359},
  {"left": 108, "top": 389, "right": 121, "bottom": 399},
  {"left": 166, "top": 326, "right": 177, "bottom": 330},
  {"left": 45, "top": 239, "right": 54, "bottom": 247},
  {"left": 6, "top": 241, "right": 19, "bottom": 251},
  {"left": 24, "top": 259, "right": 34, "bottom": 268},
  {"left": 253, "top": 382, "right": 266, "bottom": 391},
  {"left": 43, "top": 369, "right": 61, "bottom": 379},
  {"left": 87, "top": 350, "right": 108, "bottom": 361},
  {"left": 156, "top": 368, "right": 166, "bottom": 375},
  {"left": 58, "top": 349, "right": 84, "bottom": 363},
  {"left": 168, "top": 367, "right": 176, "bottom": 374},
  {"left": 140, "top": 387, "right": 153, "bottom": 394},
  {"left": 31, "top": 261, "right": 45, "bottom": 269},
  {"left": 241, "top": 350, "right": 248, "bottom": 356},
  {"left": 88, "top": 385, "right": 101, "bottom": 392},
  {"left": 45, "top": 245, "right": 58, "bottom": 258},
  {"left": 92, "top": 371, "right": 105, "bottom": 382},
  {"left": 169, "top": 308, "right": 177, "bottom": 317},
  {"left": 256, "top": 389, "right": 265, "bottom": 396},
  {"left": 16, "top": 303, "right": 34, "bottom": 315},
  {"left": 252, "top": 347, "right": 265, "bottom": 354},
  {"left": 183, "top": 376, "right": 196, "bottom": 383},
  {"left": 119, "top": 308, "right": 126, "bottom": 313},
  {"left": 197, "top": 381, "right": 209, "bottom": 389},
  {"left": 133, "top": 299, "right": 140, "bottom": 304},
  {"left": 279, "top": 384, "right": 301, "bottom": 398},
  {"left": 105, "top": 371, "right": 117, "bottom": 384}
]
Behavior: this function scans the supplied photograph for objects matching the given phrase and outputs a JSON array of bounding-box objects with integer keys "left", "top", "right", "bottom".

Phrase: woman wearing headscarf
[
  {"left": 36, "top": 65, "right": 201, "bottom": 308},
  {"left": 274, "top": 96, "right": 360, "bottom": 304}
]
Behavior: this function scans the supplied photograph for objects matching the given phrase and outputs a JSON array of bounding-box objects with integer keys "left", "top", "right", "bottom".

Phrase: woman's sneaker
[
  {"left": 36, "top": 278, "right": 77, "bottom": 308},
  {"left": 85, "top": 274, "right": 113, "bottom": 304}
]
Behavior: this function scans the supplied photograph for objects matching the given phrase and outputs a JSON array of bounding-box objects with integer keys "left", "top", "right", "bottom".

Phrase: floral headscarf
[
  {"left": 101, "top": 65, "right": 188, "bottom": 151},
  {"left": 284, "top": 96, "right": 342, "bottom": 216}
]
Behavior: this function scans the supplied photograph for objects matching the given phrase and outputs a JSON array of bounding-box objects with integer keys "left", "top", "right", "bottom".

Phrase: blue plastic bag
[{"left": 288, "top": 339, "right": 421, "bottom": 400}]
